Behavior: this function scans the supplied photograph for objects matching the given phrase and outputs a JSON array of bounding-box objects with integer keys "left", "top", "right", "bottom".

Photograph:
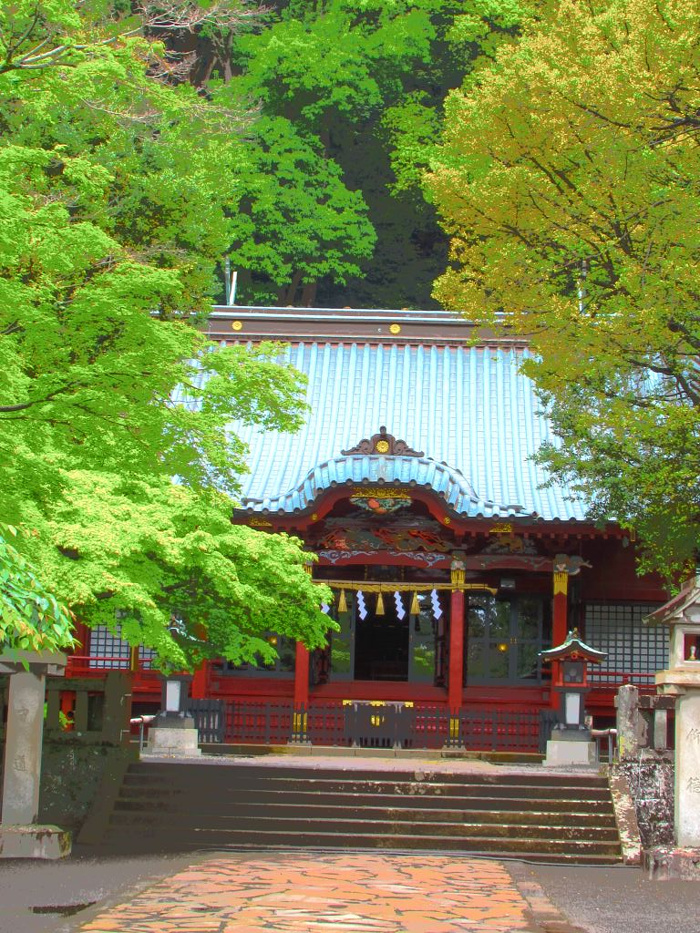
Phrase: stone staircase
[{"left": 95, "top": 761, "right": 622, "bottom": 864}]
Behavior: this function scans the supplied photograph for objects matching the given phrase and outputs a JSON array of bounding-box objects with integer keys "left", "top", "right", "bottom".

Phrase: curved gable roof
[{"left": 240, "top": 453, "right": 538, "bottom": 519}]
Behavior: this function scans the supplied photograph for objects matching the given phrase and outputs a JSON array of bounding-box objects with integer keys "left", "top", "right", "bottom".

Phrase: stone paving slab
[{"left": 75, "top": 851, "right": 583, "bottom": 933}]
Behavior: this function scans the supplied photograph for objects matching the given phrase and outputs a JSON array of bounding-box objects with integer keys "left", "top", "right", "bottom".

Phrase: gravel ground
[
  {"left": 2, "top": 848, "right": 700, "bottom": 933},
  {"left": 0, "top": 851, "right": 198, "bottom": 933},
  {"left": 519, "top": 861, "right": 700, "bottom": 933}
]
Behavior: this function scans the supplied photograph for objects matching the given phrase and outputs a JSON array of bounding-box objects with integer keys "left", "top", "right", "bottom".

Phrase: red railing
[
  {"left": 587, "top": 669, "right": 657, "bottom": 688},
  {"left": 65, "top": 654, "right": 157, "bottom": 677}
]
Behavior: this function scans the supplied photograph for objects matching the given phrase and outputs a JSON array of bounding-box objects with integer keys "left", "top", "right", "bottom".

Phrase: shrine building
[{"left": 66, "top": 306, "right": 670, "bottom": 752}]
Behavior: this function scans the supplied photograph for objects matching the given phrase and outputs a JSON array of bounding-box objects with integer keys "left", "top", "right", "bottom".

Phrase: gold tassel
[
  {"left": 337, "top": 588, "right": 348, "bottom": 614},
  {"left": 376, "top": 591, "right": 385, "bottom": 615},
  {"left": 410, "top": 592, "right": 420, "bottom": 615}
]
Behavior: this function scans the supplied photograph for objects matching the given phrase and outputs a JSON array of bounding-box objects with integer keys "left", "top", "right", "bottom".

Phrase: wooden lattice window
[
  {"left": 88, "top": 625, "right": 157, "bottom": 669},
  {"left": 584, "top": 603, "right": 668, "bottom": 683}
]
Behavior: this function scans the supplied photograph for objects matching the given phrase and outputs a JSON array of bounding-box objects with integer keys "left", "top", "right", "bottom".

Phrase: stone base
[
  {"left": 644, "top": 846, "right": 700, "bottom": 880},
  {"left": 543, "top": 739, "right": 597, "bottom": 767},
  {"left": 142, "top": 726, "right": 202, "bottom": 758},
  {"left": 0, "top": 824, "right": 71, "bottom": 859}
]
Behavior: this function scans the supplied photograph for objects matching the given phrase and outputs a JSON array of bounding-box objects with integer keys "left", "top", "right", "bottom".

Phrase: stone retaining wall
[
  {"left": 0, "top": 737, "right": 135, "bottom": 832},
  {"left": 612, "top": 751, "right": 674, "bottom": 848}
]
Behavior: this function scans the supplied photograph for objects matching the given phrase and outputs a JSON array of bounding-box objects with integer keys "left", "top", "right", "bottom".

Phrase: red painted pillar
[
  {"left": 73, "top": 622, "right": 89, "bottom": 666},
  {"left": 553, "top": 570, "right": 569, "bottom": 644},
  {"left": 448, "top": 590, "right": 465, "bottom": 712},
  {"left": 447, "top": 560, "right": 466, "bottom": 746},
  {"left": 190, "top": 661, "right": 209, "bottom": 700},
  {"left": 190, "top": 624, "right": 210, "bottom": 699},
  {"left": 291, "top": 557, "right": 314, "bottom": 743},
  {"left": 292, "top": 641, "right": 310, "bottom": 743},
  {"left": 294, "top": 642, "right": 310, "bottom": 708},
  {"left": 59, "top": 691, "right": 75, "bottom": 731},
  {"left": 551, "top": 570, "right": 569, "bottom": 708}
]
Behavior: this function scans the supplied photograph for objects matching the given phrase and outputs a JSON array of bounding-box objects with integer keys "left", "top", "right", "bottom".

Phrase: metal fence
[
  {"left": 220, "top": 700, "right": 558, "bottom": 753},
  {"left": 225, "top": 700, "right": 294, "bottom": 745},
  {"left": 185, "top": 698, "right": 227, "bottom": 743}
]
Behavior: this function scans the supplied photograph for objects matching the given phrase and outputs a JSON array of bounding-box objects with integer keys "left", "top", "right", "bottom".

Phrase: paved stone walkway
[{"left": 77, "top": 851, "right": 579, "bottom": 933}]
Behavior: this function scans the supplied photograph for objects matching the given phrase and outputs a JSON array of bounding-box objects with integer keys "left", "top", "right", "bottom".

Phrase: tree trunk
[
  {"left": 280, "top": 270, "right": 303, "bottom": 306},
  {"left": 300, "top": 281, "right": 317, "bottom": 307}
]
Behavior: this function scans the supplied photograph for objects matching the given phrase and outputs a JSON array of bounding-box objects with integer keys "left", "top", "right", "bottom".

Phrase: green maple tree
[{"left": 0, "top": 0, "right": 332, "bottom": 666}]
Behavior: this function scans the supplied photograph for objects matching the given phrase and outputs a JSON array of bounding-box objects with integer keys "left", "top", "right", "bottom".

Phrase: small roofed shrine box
[{"left": 651, "top": 578, "right": 700, "bottom": 692}]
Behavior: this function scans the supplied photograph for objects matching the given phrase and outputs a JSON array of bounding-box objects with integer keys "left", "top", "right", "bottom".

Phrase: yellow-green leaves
[{"left": 431, "top": 0, "right": 700, "bottom": 576}]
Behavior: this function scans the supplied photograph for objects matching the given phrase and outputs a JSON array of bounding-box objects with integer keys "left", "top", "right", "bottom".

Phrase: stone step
[
  {"left": 101, "top": 826, "right": 621, "bottom": 859},
  {"left": 112, "top": 799, "right": 617, "bottom": 827},
  {"left": 120, "top": 775, "right": 612, "bottom": 802},
  {"left": 115, "top": 786, "right": 615, "bottom": 814},
  {"left": 123, "top": 766, "right": 609, "bottom": 790},
  {"left": 109, "top": 811, "right": 620, "bottom": 841},
  {"left": 98, "top": 839, "right": 622, "bottom": 865},
  {"left": 96, "top": 762, "right": 622, "bottom": 865}
]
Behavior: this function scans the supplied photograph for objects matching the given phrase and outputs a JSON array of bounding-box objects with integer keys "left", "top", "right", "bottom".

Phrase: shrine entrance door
[{"left": 354, "top": 598, "right": 409, "bottom": 681}]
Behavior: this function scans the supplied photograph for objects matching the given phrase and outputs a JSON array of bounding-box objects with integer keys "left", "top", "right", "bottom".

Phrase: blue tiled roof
[
  {"left": 241, "top": 454, "right": 536, "bottom": 519},
  {"left": 215, "top": 336, "right": 587, "bottom": 522}
]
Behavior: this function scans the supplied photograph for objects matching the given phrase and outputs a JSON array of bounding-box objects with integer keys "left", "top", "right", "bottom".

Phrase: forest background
[{"left": 1, "top": 0, "right": 697, "bottom": 661}]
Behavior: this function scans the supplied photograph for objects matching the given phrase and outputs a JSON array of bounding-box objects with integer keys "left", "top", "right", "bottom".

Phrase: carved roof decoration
[{"left": 341, "top": 426, "right": 424, "bottom": 458}]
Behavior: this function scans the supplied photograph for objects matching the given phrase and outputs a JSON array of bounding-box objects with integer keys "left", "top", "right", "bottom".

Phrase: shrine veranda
[{"left": 62, "top": 308, "right": 670, "bottom": 750}]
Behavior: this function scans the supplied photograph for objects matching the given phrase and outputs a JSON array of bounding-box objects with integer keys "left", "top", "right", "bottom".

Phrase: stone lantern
[
  {"left": 540, "top": 629, "right": 606, "bottom": 767},
  {"left": 648, "top": 576, "right": 700, "bottom": 871},
  {"left": 142, "top": 673, "right": 201, "bottom": 758}
]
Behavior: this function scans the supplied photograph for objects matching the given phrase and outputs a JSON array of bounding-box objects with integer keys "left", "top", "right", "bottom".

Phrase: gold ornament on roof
[
  {"left": 352, "top": 487, "right": 410, "bottom": 499},
  {"left": 341, "top": 426, "right": 424, "bottom": 457}
]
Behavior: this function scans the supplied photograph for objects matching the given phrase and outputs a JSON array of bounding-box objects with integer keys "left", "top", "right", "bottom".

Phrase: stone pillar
[
  {"left": 654, "top": 708, "right": 669, "bottom": 750},
  {"left": 45, "top": 687, "right": 60, "bottom": 732},
  {"left": 0, "top": 650, "right": 71, "bottom": 859},
  {"left": 291, "top": 642, "right": 311, "bottom": 743},
  {"left": 73, "top": 688, "right": 89, "bottom": 733},
  {"left": 675, "top": 692, "right": 700, "bottom": 846},
  {"left": 102, "top": 671, "right": 133, "bottom": 745},
  {"left": 616, "top": 684, "right": 641, "bottom": 761},
  {"left": 1, "top": 669, "right": 46, "bottom": 825}
]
